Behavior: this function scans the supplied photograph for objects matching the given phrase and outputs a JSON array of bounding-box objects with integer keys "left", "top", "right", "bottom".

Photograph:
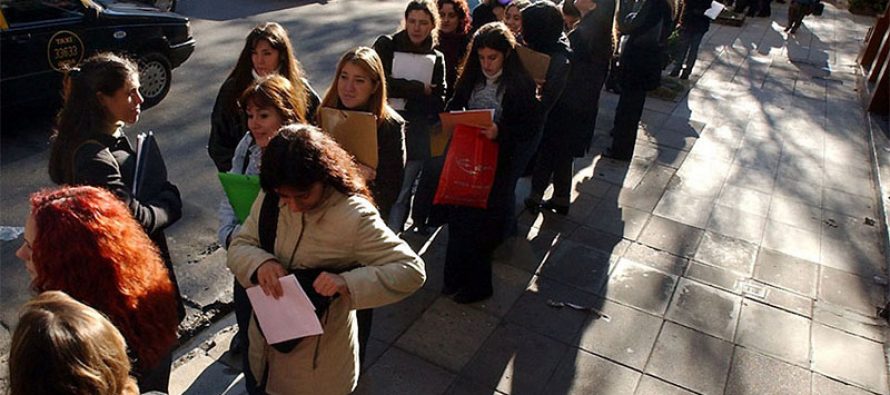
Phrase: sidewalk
[{"left": 171, "top": 3, "right": 888, "bottom": 394}]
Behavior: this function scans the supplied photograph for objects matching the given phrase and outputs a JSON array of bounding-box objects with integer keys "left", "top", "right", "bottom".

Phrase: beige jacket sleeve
[
  {"left": 227, "top": 190, "right": 277, "bottom": 288},
  {"left": 340, "top": 198, "right": 426, "bottom": 310}
]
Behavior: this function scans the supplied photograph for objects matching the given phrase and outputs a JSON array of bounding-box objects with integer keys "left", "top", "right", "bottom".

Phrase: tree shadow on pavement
[{"left": 175, "top": 0, "right": 326, "bottom": 21}]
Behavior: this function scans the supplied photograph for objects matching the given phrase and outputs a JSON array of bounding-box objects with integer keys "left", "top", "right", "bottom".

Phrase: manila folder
[
  {"left": 433, "top": 109, "right": 495, "bottom": 157},
  {"left": 319, "top": 107, "right": 379, "bottom": 169},
  {"left": 516, "top": 46, "right": 551, "bottom": 82},
  {"left": 246, "top": 274, "right": 324, "bottom": 344}
]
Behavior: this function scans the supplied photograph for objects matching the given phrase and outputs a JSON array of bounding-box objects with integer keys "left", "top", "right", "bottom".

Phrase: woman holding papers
[
  {"left": 527, "top": 0, "right": 614, "bottom": 214},
  {"left": 16, "top": 186, "right": 180, "bottom": 393},
  {"left": 373, "top": 0, "right": 447, "bottom": 234},
  {"left": 442, "top": 22, "right": 542, "bottom": 304},
  {"left": 217, "top": 74, "right": 308, "bottom": 380},
  {"left": 47, "top": 53, "right": 185, "bottom": 326},
  {"left": 227, "top": 125, "right": 425, "bottom": 395},
  {"left": 208, "top": 22, "right": 321, "bottom": 172}
]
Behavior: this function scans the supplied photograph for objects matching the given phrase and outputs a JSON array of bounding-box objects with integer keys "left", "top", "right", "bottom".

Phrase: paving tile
[
  {"left": 396, "top": 298, "right": 499, "bottom": 372},
  {"left": 820, "top": 211, "right": 886, "bottom": 277},
  {"left": 500, "top": 230, "right": 550, "bottom": 274},
  {"left": 717, "top": 184, "right": 772, "bottom": 217},
  {"left": 812, "top": 302, "right": 886, "bottom": 343},
  {"left": 762, "top": 220, "right": 821, "bottom": 263},
  {"left": 665, "top": 278, "right": 742, "bottom": 341},
  {"left": 617, "top": 166, "right": 675, "bottom": 212},
  {"left": 646, "top": 321, "right": 734, "bottom": 395},
  {"left": 355, "top": 347, "right": 455, "bottom": 395},
  {"left": 745, "top": 281, "right": 814, "bottom": 318},
  {"left": 773, "top": 178, "right": 823, "bottom": 206},
  {"left": 754, "top": 248, "right": 818, "bottom": 297},
  {"left": 503, "top": 276, "right": 595, "bottom": 343},
  {"left": 684, "top": 261, "right": 749, "bottom": 294},
  {"left": 371, "top": 288, "right": 440, "bottom": 344},
  {"left": 623, "top": 242, "right": 689, "bottom": 275},
  {"left": 694, "top": 231, "right": 759, "bottom": 275},
  {"left": 538, "top": 240, "right": 613, "bottom": 294},
  {"left": 635, "top": 141, "right": 689, "bottom": 169},
  {"left": 734, "top": 300, "right": 811, "bottom": 367},
  {"left": 544, "top": 348, "right": 641, "bottom": 395},
  {"left": 822, "top": 188, "right": 877, "bottom": 219},
  {"left": 768, "top": 196, "right": 822, "bottom": 233},
  {"left": 604, "top": 258, "right": 679, "bottom": 316},
  {"left": 634, "top": 375, "right": 696, "bottom": 395},
  {"left": 576, "top": 298, "right": 663, "bottom": 370},
  {"left": 706, "top": 204, "right": 767, "bottom": 244},
  {"left": 726, "top": 163, "right": 776, "bottom": 194},
  {"left": 668, "top": 158, "right": 730, "bottom": 198},
  {"left": 724, "top": 347, "right": 811, "bottom": 395},
  {"left": 585, "top": 203, "right": 651, "bottom": 240},
  {"left": 811, "top": 324, "right": 890, "bottom": 395},
  {"left": 818, "top": 266, "right": 885, "bottom": 318},
  {"left": 638, "top": 216, "right": 705, "bottom": 258},
  {"left": 460, "top": 323, "right": 568, "bottom": 395},
  {"left": 445, "top": 378, "right": 505, "bottom": 395},
  {"left": 653, "top": 189, "right": 715, "bottom": 228},
  {"left": 567, "top": 226, "right": 632, "bottom": 257},
  {"left": 812, "top": 373, "right": 879, "bottom": 395}
]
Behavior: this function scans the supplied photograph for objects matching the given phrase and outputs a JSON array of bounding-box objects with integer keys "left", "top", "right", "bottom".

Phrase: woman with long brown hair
[
  {"left": 208, "top": 22, "right": 321, "bottom": 172},
  {"left": 16, "top": 186, "right": 180, "bottom": 393},
  {"left": 227, "top": 125, "right": 425, "bottom": 394}
]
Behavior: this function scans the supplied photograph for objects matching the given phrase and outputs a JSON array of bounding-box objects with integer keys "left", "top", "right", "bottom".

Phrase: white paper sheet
[
  {"left": 704, "top": 1, "right": 726, "bottom": 19},
  {"left": 389, "top": 52, "right": 436, "bottom": 110},
  {"left": 246, "top": 274, "right": 324, "bottom": 344}
]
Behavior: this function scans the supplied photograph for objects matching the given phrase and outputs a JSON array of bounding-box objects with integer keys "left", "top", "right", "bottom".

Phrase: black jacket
[
  {"left": 679, "top": 0, "right": 712, "bottom": 33},
  {"left": 618, "top": 0, "right": 676, "bottom": 91},
  {"left": 208, "top": 78, "right": 321, "bottom": 172},
  {"left": 70, "top": 131, "right": 185, "bottom": 320},
  {"left": 373, "top": 31, "right": 446, "bottom": 161},
  {"left": 371, "top": 110, "right": 407, "bottom": 217}
]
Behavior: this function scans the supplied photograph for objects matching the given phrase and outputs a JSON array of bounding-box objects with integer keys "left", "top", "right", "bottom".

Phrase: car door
[{"left": 0, "top": 0, "right": 90, "bottom": 108}]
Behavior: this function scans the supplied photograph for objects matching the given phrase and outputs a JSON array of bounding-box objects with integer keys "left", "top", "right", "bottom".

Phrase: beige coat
[{"left": 227, "top": 189, "right": 426, "bottom": 395}]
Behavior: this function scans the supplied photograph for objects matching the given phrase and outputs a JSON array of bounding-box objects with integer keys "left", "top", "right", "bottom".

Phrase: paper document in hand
[
  {"left": 433, "top": 109, "right": 495, "bottom": 157},
  {"left": 246, "top": 274, "right": 324, "bottom": 344},
  {"left": 389, "top": 52, "right": 436, "bottom": 110},
  {"left": 218, "top": 173, "right": 261, "bottom": 223},
  {"left": 704, "top": 1, "right": 726, "bottom": 19},
  {"left": 319, "top": 107, "right": 379, "bottom": 168},
  {"left": 516, "top": 46, "right": 551, "bottom": 83}
]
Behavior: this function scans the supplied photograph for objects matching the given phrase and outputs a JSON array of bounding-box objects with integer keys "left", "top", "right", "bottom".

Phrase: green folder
[{"left": 218, "top": 172, "right": 261, "bottom": 223}]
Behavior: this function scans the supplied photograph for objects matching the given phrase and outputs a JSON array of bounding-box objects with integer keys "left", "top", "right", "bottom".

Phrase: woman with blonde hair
[
  {"left": 9, "top": 291, "right": 139, "bottom": 395},
  {"left": 208, "top": 22, "right": 321, "bottom": 172},
  {"left": 16, "top": 185, "right": 180, "bottom": 393}
]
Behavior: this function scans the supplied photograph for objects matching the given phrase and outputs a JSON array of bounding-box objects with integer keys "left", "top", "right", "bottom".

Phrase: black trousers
[
  {"left": 136, "top": 353, "right": 172, "bottom": 393},
  {"left": 671, "top": 30, "right": 706, "bottom": 77},
  {"left": 530, "top": 140, "right": 574, "bottom": 206},
  {"left": 609, "top": 87, "right": 648, "bottom": 159},
  {"left": 443, "top": 205, "right": 508, "bottom": 295},
  {"left": 413, "top": 156, "right": 446, "bottom": 227}
]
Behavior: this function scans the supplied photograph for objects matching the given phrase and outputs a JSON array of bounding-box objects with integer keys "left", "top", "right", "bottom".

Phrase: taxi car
[{"left": 0, "top": 0, "right": 195, "bottom": 110}]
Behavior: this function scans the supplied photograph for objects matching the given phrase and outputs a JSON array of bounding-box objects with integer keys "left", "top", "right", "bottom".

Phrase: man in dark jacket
[{"left": 669, "top": 0, "right": 711, "bottom": 79}]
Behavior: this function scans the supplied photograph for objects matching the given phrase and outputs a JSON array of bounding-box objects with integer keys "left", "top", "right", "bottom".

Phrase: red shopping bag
[{"left": 433, "top": 124, "right": 499, "bottom": 209}]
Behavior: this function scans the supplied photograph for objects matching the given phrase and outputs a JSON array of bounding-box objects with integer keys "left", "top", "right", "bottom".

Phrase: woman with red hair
[{"left": 16, "top": 185, "right": 179, "bottom": 393}]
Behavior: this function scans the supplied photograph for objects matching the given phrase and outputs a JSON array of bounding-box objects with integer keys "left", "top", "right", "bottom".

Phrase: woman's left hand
[
  {"left": 480, "top": 124, "right": 499, "bottom": 140},
  {"left": 313, "top": 272, "right": 350, "bottom": 297}
]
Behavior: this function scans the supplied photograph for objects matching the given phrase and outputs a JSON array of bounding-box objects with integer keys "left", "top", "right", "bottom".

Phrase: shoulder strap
[{"left": 258, "top": 192, "right": 279, "bottom": 253}]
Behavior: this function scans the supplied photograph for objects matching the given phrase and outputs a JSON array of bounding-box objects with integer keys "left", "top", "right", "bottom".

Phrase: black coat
[
  {"left": 544, "top": 5, "right": 615, "bottom": 157},
  {"left": 208, "top": 78, "right": 321, "bottom": 172},
  {"left": 70, "top": 132, "right": 185, "bottom": 320},
  {"left": 373, "top": 31, "right": 447, "bottom": 161},
  {"left": 618, "top": 0, "right": 676, "bottom": 91},
  {"left": 680, "top": 0, "right": 712, "bottom": 33},
  {"left": 371, "top": 110, "right": 408, "bottom": 218},
  {"left": 446, "top": 74, "right": 542, "bottom": 212}
]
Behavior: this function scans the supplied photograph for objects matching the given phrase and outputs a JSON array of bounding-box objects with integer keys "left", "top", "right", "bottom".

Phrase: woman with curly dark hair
[
  {"left": 208, "top": 22, "right": 321, "bottom": 172},
  {"left": 227, "top": 125, "right": 425, "bottom": 394},
  {"left": 16, "top": 186, "right": 180, "bottom": 393},
  {"left": 437, "top": 0, "right": 473, "bottom": 101},
  {"left": 9, "top": 291, "right": 140, "bottom": 395}
]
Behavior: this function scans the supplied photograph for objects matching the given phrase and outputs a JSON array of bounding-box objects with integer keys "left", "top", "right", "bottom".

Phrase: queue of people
[{"left": 9, "top": 0, "right": 769, "bottom": 393}]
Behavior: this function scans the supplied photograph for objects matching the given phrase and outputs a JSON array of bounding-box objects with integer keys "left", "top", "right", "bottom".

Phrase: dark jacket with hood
[{"left": 373, "top": 31, "right": 447, "bottom": 161}]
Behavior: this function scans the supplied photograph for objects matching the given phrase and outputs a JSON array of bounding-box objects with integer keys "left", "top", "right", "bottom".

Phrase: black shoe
[
  {"left": 441, "top": 284, "right": 460, "bottom": 296},
  {"left": 679, "top": 73, "right": 690, "bottom": 80},
  {"left": 601, "top": 149, "right": 631, "bottom": 161},
  {"left": 669, "top": 69, "right": 681, "bottom": 77},
  {"left": 540, "top": 200, "right": 569, "bottom": 215},
  {"left": 524, "top": 197, "right": 541, "bottom": 213},
  {"left": 453, "top": 289, "right": 493, "bottom": 304}
]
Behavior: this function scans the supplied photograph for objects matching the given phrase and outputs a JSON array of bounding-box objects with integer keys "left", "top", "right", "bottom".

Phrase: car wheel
[{"left": 138, "top": 52, "right": 172, "bottom": 108}]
